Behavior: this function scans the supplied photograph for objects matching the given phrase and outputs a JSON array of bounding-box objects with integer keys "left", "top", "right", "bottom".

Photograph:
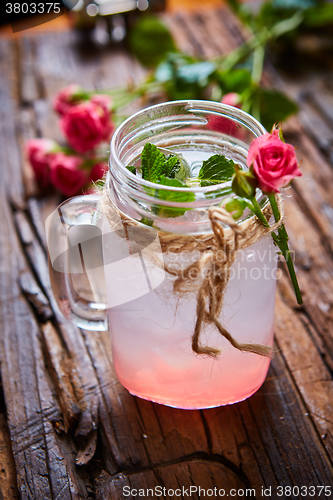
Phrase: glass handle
[{"left": 46, "top": 194, "right": 108, "bottom": 331}]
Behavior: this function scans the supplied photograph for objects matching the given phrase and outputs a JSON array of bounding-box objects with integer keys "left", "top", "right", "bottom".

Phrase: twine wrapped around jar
[{"left": 101, "top": 188, "right": 283, "bottom": 358}]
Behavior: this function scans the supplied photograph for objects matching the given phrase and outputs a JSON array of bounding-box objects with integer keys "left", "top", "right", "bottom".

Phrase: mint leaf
[
  {"left": 164, "top": 155, "right": 181, "bottom": 178},
  {"left": 224, "top": 197, "right": 248, "bottom": 220},
  {"left": 140, "top": 143, "right": 191, "bottom": 185},
  {"left": 174, "top": 156, "right": 191, "bottom": 182},
  {"left": 141, "top": 143, "right": 166, "bottom": 183},
  {"left": 198, "top": 155, "right": 236, "bottom": 187},
  {"left": 154, "top": 175, "right": 195, "bottom": 217}
]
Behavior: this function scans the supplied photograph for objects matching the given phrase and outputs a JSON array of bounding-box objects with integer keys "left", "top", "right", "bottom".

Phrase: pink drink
[{"left": 106, "top": 149, "right": 277, "bottom": 409}]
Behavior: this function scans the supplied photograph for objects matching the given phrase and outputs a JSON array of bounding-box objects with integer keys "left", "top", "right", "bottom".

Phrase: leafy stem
[
  {"left": 252, "top": 45, "right": 265, "bottom": 84},
  {"left": 249, "top": 196, "right": 269, "bottom": 227}
]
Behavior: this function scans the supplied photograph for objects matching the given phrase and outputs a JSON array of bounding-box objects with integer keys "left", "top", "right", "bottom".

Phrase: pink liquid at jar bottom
[{"left": 107, "top": 234, "right": 276, "bottom": 409}]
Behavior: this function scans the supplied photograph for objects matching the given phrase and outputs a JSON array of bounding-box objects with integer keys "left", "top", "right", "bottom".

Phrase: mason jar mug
[{"left": 46, "top": 100, "right": 278, "bottom": 409}]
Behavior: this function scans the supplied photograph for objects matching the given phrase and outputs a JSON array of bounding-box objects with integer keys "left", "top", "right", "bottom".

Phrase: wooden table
[{"left": 0, "top": 7, "right": 332, "bottom": 499}]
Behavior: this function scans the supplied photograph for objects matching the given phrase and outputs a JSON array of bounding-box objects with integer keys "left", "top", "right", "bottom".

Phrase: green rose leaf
[
  {"left": 231, "top": 168, "right": 257, "bottom": 199},
  {"left": 154, "top": 53, "right": 216, "bottom": 100},
  {"left": 217, "top": 68, "right": 252, "bottom": 94},
  {"left": 177, "top": 61, "right": 217, "bottom": 85}
]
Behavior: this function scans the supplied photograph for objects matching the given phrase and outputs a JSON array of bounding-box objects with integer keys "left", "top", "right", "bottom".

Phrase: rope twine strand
[{"left": 101, "top": 188, "right": 283, "bottom": 359}]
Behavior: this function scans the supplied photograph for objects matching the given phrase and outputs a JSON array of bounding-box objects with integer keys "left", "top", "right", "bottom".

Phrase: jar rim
[{"left": 109, "top": 100, "right": 266, "bottom": 195}]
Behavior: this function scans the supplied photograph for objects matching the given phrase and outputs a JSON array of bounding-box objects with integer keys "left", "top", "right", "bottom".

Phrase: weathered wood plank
[
  {"left": 0, "top": 39, "right": 25, "bottom": 207},
  {"left": 0, "top": 410, "right": 18, "bottom": 499},
  {"left": 0, "top": 199, "right": 74, "bottom": 499}
]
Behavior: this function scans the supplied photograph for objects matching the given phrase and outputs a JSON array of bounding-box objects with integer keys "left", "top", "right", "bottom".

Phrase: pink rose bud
[
  {"left": 89, "top": 162, "right": 108, "bottom": 182},
  {"left": 221, "top": 93, "right": 241, "bottom": 107},
  {"left": 53, "top": 84, "right": 81, "bottom": 116},
  {"left": 25, "top": 138, "right": 56, "bottom": 189},
  {"left": 247, "top": 129, "right": 302, "bottom": 193},
  {"left": 60, "top": 95, "right": 114, "bottom": 153},
  {"left": 50, "top": 153, "right": 87, "bottom": 196},
  {"left": 208, "top": 93, "right": 241, "bottom": 135}
]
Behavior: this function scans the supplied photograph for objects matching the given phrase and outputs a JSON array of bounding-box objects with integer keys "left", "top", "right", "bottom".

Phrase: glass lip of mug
[{"left": 107, "top": 99, "right": 267, "bottom": 229}]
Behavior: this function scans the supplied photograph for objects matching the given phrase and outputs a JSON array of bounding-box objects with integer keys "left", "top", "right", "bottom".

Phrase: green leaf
[
  {"left": 177, "top": 61, "right": 216, "bottom": 85},
  {"left": 155, "top": 53, "right": 195, "bottom": 82},
  {"left": 226, "top": 0, "right": 254, "bottom": 25},
  {"left": 128, "top": 15, "right": 176, "bottom": 68},
  {"left": 217, "top": 68, "right": 252, "bottom": 94},
  {"left": 140, "top": 217, "right": 153, "bottom": 227},
  {"left": 127, "top": 165, "right": 136, "bottom": 175},
  {"left": 154, "top": 175, "right": 195, "bottom": 218},
  {"left": 303, "top": 4, "right": 333, "bottom": 27},
  {"left": 140, "top": 143, "right": 191, "bottom": 185},
  {"left": 198, "top": 155, "right": 236, "bottom": 187},
  {"left": 252, "top": 88, "right": 298, "bottom": 130},
  {"left": 141, "top": 143, "right": 166, "bottom": 183},
  {"left": 174, "top": 156, "right": 191, "bottom": 182},
  {"left": 224, "top": 197, "right": 248, "bottom": 220},
  {"left": 154, "top": 53, "right": 216, "bottom": 100},
  {"left": 272, "top": 0, "right": 316, "bottom": 10},
  {"left": 164, "top": 155, "right": 180, "bottom": 178}
]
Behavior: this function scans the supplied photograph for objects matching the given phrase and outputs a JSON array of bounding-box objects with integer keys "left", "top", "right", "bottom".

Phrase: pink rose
[
  {"left": 247, "top": 130, "right": 302, "bottom": 193},
  {"left": 53, "top": 85, "right": 81, "bottom": 116},
  {"left": 50, "top": 153, "right": 87, "bottom": 196},
  {"left": 25, "top": 138, "right": 56, "bottom": 188},
  {"left": 89, "top": 162, "right": 108, "bottom": 182},
  {"left": 208, "top": 93, "right": 241, "bottom": 136},
  {"left": 60, "top": 95, "right": 114, "bottom": 153}
]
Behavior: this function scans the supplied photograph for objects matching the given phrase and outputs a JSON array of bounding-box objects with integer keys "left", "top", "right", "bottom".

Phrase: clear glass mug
[{"left": 46, "top": 100, "right": 277, "bottom": 409}]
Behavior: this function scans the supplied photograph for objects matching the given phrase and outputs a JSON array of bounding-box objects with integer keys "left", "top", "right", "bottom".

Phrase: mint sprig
[{"left": 127, "top": 144, "right": 239, "bottom": 220}]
